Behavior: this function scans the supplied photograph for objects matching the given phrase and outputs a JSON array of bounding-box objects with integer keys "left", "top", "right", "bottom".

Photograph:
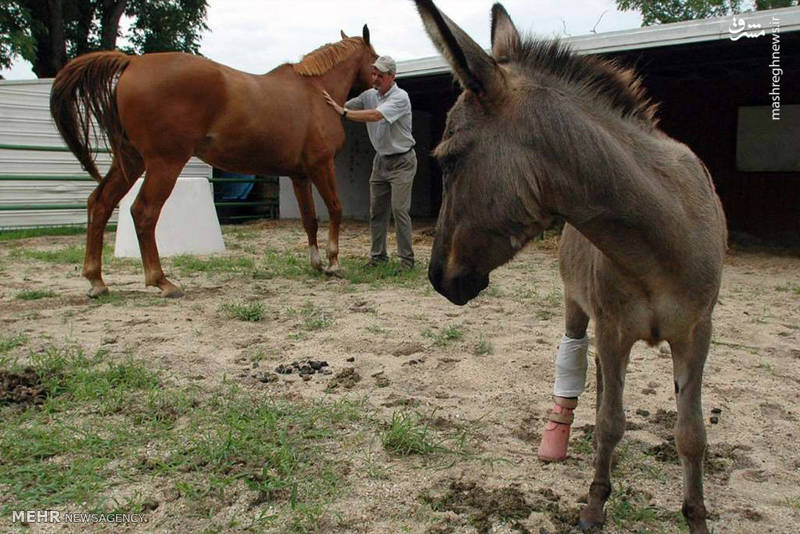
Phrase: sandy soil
[{"left": 1, "top": 219, "right": 799, "bottom": 533}]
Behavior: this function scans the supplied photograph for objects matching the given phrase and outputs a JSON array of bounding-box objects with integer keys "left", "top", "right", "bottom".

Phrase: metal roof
[{"left": 397, "top": 6, "right": 800, "bottom": 78}]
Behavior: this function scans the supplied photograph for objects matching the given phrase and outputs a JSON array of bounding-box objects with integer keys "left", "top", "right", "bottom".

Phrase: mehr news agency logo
[{"left": 12, "top": 510, "right": 148, "bottom": 524}]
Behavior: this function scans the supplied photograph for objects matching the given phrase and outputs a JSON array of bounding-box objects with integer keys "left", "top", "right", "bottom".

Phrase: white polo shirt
[{"left": 346, "top": 83, "right": 415, "bottom": 156}]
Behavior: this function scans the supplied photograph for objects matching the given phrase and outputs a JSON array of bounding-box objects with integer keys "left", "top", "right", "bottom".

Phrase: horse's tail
[{"left": 50, "top": 51, "right": 132, "bottom": 183}]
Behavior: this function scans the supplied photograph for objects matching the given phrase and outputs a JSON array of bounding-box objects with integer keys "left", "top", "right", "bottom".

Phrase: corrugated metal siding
[{"left": 0, "top": 79, "right": 211, "bottom": 229}]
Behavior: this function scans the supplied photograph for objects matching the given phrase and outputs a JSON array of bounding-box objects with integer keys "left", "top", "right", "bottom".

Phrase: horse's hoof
[
  {"left": 160, "top": 286, "right": 184, "bottom": 298},
  {"left": 87, "top": 286, "right": 109, "bottom": 299},
  {"left": 324, "top": 266, "right": 343, "bottom": 278}
]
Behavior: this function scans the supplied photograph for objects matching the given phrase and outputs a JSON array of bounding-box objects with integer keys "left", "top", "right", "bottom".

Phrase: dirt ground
[{"left": 1, "top": 219, "right": 799, "bottom": 533}]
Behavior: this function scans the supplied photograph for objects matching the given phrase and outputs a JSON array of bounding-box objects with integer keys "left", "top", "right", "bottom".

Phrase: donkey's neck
[{"left": 541, "top": 139, "right": 689, "bottom": 278}]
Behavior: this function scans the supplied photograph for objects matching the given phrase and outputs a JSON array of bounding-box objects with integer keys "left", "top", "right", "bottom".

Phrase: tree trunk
[
  {"left": 100, "top": 0, "right": 128, "bottom": 51},
  {"left": 29, "top": 0, "right": 67, "bottom": 77}
]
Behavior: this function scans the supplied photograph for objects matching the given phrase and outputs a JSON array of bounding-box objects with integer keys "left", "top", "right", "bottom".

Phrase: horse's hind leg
[
  {"left": 290, "top": 176, "right": 322, "bottom": 271},
  {"left": 84, "top": 152, "right": 144, "bottom": 297},
  {"left": 669, "top": 319, "right": 712, "bottom": 534},
  {"left": 309, "top": 159, "right": 342, "bottom": 274},
  {"left": 578, "top": 325, "right": 634, "bottom": 531},
  {"left": 130, "top": 156, "right": 188, "bottom": 297}
]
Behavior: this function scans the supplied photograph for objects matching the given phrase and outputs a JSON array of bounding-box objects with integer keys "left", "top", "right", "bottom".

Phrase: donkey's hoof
[
  {"left": 87, "top": 286, "right": 109, "bottom": 299},
  {"left": 577, "top": 517, "right": 604, "bottom": 533}
]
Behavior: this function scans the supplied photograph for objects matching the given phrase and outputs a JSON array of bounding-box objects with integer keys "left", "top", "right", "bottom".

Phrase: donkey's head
[{"left": 418, "top": 1, "right": 552, "bottom": 305}]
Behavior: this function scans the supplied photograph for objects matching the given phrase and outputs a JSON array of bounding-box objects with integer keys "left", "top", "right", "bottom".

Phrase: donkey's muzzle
[{"left": 428, "top": 263, "right": 489, "bottom": 306}]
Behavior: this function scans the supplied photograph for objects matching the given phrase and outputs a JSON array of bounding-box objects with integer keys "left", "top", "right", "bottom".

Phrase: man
[{"left": 323, "top": 55, "right": 416, "bottom": 269}]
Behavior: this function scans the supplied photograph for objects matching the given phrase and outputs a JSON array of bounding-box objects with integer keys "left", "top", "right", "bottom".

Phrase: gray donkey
[{"left": 416, "top": 1, "right": 727, "bottom": 533}]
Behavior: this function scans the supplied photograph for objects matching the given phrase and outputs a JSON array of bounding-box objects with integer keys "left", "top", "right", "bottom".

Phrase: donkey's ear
[
  {"left": 341, "top": 30, "right": 349, "bottom": 39},
  {"left": 491, "top": 3, "right": 520, "bottom": 61},
  {"left": 413, "top": 0, "right": 500, "bottom": 98},
  {"left": 362, "top": 25, "right": 370, "bottom": 46}
]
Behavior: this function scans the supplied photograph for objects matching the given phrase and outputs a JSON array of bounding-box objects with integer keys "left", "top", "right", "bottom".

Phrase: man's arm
[{"left": 323, "top": 90, "right": 384, "bottom": 123}]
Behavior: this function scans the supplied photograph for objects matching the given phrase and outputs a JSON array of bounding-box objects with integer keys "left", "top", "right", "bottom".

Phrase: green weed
[
  {"left": 219, "top": 301, "right": 265, "bottom": 322},
  {"left": 15, "top": 289, "right": 57, "bottom": 300}
]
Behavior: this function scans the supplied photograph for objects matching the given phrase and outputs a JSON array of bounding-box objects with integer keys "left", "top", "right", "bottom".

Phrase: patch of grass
[
  {"left": 365, "top": 324, "right": 388, "bottom": 336},
  {"left": 0, "top": 225, "right": 87, "bottom": 241},
  {"left": 606, "top": 485, "right": 687, "bottom": 533},
  {"left": 0, "top": 332, "right": 28, "bottom": 355},
  {"left": 423, "top": 325, "right": 464, "bottom": 347},
  {"left": 15, "top": 289, "right": 57, "bottom": 300},
  {"left": 382, "top": 411, "right": 442, "bottom": 456},
  {"left": 1, "top": 343, "right": 374, "bottom": 531},
  {"left": 14, "top": 244, "right": 86, "bottom": 264},
  {"left": 339, "top": 257, "right": 425, "bottom": 289},
  {"left": 219, "top": 301, "right": 265, "bottom": 322},
  {"left": 775, "top": 283, "right": 800, "bottom": 295},
  {"left": 172, "top": 255, "right": 255, "bottom": 275},
  {"left": 783, "top": 496, "right": 800, "bottom": 510},
  {"left": 536, "top": 309, "right": 555, "bottom": 321},
  {"left": 474, "top": 333, "right": 494, "bottom": 356},
  {"left": 287, "top": 302, "right": 334, "bottom": 331}
]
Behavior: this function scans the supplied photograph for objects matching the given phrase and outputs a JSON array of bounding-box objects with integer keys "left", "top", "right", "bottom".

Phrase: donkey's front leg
[
  {"left": 578, "top": 328, "right": 634, "bottom": 531},
  {"left": 670, "top": 320, "right": 712, "bottom": 534}
]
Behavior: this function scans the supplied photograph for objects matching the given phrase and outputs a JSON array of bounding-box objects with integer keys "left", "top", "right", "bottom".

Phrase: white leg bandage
[{"left": 553, "top": 334, "right": 589, "bottom": 398}]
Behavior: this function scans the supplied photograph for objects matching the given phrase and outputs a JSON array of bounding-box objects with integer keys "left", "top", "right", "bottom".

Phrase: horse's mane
[
  {"left": 511, "top": 38, "right": 659, "bottom": 127},
  {"left": 293, "top": 37, "right": 366, "bottom": 76}
]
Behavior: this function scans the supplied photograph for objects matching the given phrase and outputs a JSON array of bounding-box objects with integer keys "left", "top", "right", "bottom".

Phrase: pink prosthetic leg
[
  {"left": 537, "top": 334, "right": 588, "bottom": 462},
  {"left": 537, "top": 396, "right": 578, "bottom": 461}
]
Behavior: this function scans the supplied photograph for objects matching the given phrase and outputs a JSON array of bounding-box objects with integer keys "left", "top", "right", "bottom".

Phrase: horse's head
[
  {"left": 416, "top": 1, "right": 552, "bottom": 305},
  {"left": 342, "top": 25, "right": 377, "bottom": 93}
]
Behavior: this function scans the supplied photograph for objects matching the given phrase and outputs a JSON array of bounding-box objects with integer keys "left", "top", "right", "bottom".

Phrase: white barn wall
[
  {"left": 0, "top": 79, "right": 211, "bottom": 229},
  {"left": 280, "top": 109, "right": 433, "bottom": 221}
]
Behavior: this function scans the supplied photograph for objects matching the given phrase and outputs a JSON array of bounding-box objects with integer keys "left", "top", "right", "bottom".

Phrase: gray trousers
[{"left": 369, "top": 150, "right": 417, "bottom": 264}]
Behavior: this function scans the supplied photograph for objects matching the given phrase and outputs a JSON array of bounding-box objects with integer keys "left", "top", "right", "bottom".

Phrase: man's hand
[{"left": 322, "top": 90, "right": 343, "bottom": 115}]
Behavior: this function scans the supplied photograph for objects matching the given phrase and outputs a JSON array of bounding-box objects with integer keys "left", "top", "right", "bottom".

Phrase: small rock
[
  {"left": 375, "top": 376, "right": 390, "bottom": 388},
  {"left": 302, "top": 375, "right": 312, "bottom": 382},
  {"left": 711, "top": 407, "right": 722, "bottom": 414},
  {"left": 710, "top": 416, "right": 719, "bottom": 424},
  {"left": 309, "top": 360, "right": 328, "bottom": 370},
  {"left": 346, "top": 356, "right": 355, "bottom": 362},
  {"left": 636, "top": 409, "right": 650, "bottom": 417},
  {"left": 641, "top": 388, "right": 656, "bottom": 395},
  {"left": 647, "top": 381, "right": 659, "bottom": 389}
]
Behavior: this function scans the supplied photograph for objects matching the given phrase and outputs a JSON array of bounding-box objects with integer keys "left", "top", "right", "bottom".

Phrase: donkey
[
  {"left": 50, "top": 28, "right": 377, "bottom": 297},
  {"left": 415, "top": 1, "right": 727, "bottom": 533}
]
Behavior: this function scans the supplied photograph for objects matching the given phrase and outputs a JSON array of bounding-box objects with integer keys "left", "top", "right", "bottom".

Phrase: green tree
[
  {"left": 0, "top": 0, "right": 208, "bottom": 78},
  {"left": 617, "top": 0, "right": 797, "bottom": 25}
]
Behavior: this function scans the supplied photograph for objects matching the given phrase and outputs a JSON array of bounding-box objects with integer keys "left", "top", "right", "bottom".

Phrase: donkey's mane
[
  {"left": 513, "top": 38, "right": 659, "bottom": 127},
  {"left": 293, "top": 37, "right": 366, "bottom": 76}
]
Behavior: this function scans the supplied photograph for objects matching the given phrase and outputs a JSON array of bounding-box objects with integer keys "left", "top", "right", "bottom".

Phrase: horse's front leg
[
  {"left": 670, "top": 319, "right": 712, "bottom": 534},
  {"left": 578, "top": 325, "right": 634, "bottom": 531},
  {"left": 310, "top": 160, "right": 342, "bottom": 275},
  {"left": 290, "top": 176, "right": 322, "bottom": 271}
]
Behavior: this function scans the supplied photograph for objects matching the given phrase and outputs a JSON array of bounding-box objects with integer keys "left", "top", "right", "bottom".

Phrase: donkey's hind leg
[
  {"left": 130, "top": 156, "right": 188, "bottom": 297},
  {"left": 290, "top": 176, "right": 322, "bottom": 271},
  {"left": 669, "top": 319, "right": 712, "bottom": 534},
  {"left": 578, "top": 324, "right": 634, "bottom": 531},
  {"left": 84, "top": 152, "right": 144, "bottom": 298}
]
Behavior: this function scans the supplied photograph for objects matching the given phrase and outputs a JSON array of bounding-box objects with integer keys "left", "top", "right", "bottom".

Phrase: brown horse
[
  {"left": 415, "top": 2, "right": 726, "bottom": 533},
  {"left": 50, "top": 27, "right": 377, "bottom": 297}
]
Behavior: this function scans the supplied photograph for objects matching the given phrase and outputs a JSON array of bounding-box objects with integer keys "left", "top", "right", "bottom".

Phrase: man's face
[{"left": 371, "top": 67, "right": 395, "bottom": 94}]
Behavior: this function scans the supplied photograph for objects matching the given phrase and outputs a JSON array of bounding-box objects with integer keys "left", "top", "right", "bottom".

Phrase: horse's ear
[
  {"left": 413, "top": 0, "right": 500, "bottom": 98},
  {"left": 491, "top": 3, "right": 520, "bottom": 61},
  {"left": 362, "top": 24, "right": 370, "bottom": 46},
  {"left": 341, "top": 30, "right": 349, "bottom": 39}
]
